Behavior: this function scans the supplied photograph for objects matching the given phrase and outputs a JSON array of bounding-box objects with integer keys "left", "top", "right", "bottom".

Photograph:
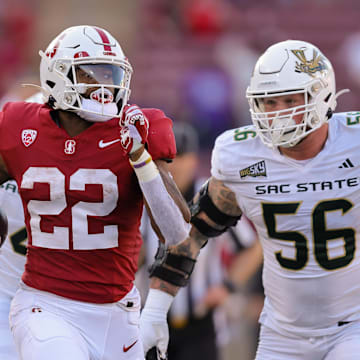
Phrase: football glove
[
  {"left": 140, "top": 289, "right": 173, "bottom": 360},
  {"left": 119, "top": 104, "right": 149, "bottom": 155}
]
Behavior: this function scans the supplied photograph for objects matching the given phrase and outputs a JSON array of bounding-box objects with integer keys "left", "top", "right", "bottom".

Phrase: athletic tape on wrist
[
  {"left": 129, "top": 149, "right": 159, "bottom": 182},
  {"left": 144, "top": 288, "right": 174, "bottom": 313}
]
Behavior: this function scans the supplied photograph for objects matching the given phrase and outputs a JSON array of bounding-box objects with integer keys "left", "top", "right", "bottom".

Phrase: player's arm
[
  {"left": 142, "top": 158, "right": 190, "bottom": 244},
  {"left": 0, "top": 155, "right": 11, "bottom": 246},
  {"left": 121, "top": 105, "right": 191, "bottom": 248},
  {"left": 156, "top": 159, "right": 190, "bottom": 222},
  {"left": 140, "top": 177, "right": 242, "bottom": 358},
  {"left": 148, "top": 176, "right": 242, "bottom": 294},
  {"left": 0, "top": 111, "right": 12, "bottom": 185},
  {"left": 0, "top": 155, "right": 10, "bottom": 185}
]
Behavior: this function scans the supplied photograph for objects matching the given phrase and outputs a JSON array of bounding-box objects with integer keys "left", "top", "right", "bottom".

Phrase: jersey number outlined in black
[
  {"left": 262, "top": 199, "right": 355, "bottom": 271},
  {"left": 10, "top": 226, "right": 27, "bottom": 256}
]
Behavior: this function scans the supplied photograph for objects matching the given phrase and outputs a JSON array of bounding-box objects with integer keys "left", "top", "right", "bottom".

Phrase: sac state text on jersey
[{"left": 255, "top": 176, "right": 360, "bottom": 195}]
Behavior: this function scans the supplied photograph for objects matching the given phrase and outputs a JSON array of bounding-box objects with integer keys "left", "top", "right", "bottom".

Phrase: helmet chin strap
[
  {"left": 334, "top": 88, "right": 350, "bottom": 101},
  {"left": 75, "top": 96, "right": 118, "bottom": 122}
]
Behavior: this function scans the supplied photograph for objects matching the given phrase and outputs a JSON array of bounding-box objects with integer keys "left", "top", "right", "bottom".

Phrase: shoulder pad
[{"left": 143, "top": 108, "right": 176, "bottom": 161}]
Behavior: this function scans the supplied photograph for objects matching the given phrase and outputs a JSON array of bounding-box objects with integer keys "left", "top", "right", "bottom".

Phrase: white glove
[{"left": 140, "top": 289, "right": 174, "bottom": 359}]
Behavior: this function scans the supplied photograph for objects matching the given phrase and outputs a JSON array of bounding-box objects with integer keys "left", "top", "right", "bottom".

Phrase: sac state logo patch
[
  {"left": 21, "top": 129, "right": 37, "bottom": 147},
  {"left": 240, "top": 160, "right": 267, "bottom": 178}
]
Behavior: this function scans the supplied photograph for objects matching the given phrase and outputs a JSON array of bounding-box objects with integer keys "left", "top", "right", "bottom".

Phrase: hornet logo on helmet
[
  {"left": 291, "top": 49, "right": 327, "bottom": 76},
  {"left": 21, "top": 129, "right": 37, "bottom": 147}
]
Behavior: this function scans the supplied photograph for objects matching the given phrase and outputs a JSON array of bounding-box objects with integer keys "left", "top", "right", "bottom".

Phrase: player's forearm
[
  {"left": 131, "top": 155, "right": 191, "bottom": 246},
  {"left": 170, "top": 226, "right": 209, "bottom": 258},
  {"left": 149, "top": 228, "right": 208, "bottom": 296},
  {"left": 130, "top": 152, "right": 189, "bottom": 221},
  {"left": 157, "top": 162, "right": 190, "bottom": 222},
  {"left": 0, "top": 155, "right": 11, "bottom": 184},
  {"left": 147, "top": 176, "right": 242, "bottom": 297},
  {"left": 149, "top": 277, "right": 179, "bottom": 296}
]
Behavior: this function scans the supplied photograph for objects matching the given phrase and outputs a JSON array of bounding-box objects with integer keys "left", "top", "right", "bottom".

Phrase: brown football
[{"left": 0, "top": 208, "right": 8, "bottom": 247}]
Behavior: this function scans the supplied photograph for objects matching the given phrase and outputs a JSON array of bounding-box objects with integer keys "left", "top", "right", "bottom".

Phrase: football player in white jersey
[
  {"left": 0, "top": 181, "right": 27, "bottom": 360},
  {"left": 142, "top": 40, "right": 360, "bottom": 359},
  {"left": 0, "top": 93, "right": 43, "bottom": 360}
]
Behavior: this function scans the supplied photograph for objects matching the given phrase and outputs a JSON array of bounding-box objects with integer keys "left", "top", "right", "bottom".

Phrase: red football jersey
[{"left": 0, "top": 102, "right": 176, "bottom": 303}]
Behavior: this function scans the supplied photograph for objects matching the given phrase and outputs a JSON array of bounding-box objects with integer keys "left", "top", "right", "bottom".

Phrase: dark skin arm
[
  {"left": 149, "top": 176, "right": 242, "bottom": 296},
  {"left": 0, "top": 155, "right": 11, "bottom": 184}
]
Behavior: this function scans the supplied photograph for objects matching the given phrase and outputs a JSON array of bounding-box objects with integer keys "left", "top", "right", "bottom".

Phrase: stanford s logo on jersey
[
  {"left": 64, "top": 139, "right": 76, "bottom": 154},
  {"left": 21, "top": 129, "right": 37, "bottom": 147}
]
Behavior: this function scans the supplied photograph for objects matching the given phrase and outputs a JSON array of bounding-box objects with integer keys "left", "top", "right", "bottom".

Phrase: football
[{"left": 0, "top": 208, "right": 8, "bottom": 247}]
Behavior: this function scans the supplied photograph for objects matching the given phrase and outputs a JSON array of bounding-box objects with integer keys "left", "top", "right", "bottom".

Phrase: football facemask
[
  {"left": 39, "top": 25, "right": 133, "bottom": 121},
  {"left": 71, "top": 64, "right": 126, "bottom": 122},
  {"left": 246, "top": 40, "right": 348, "bottom": 148}
]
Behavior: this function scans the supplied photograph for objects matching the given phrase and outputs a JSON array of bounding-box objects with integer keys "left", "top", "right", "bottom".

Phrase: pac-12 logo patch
[
  {"left": 240, "top": 160, "right": 267, "bottom": 178},
  {"left": 21, "top": 129, "right": 37, "bottom": 147}
]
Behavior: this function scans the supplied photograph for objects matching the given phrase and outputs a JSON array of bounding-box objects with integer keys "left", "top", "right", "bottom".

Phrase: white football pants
[
  {"left": 0, "top": 297, "right": 18, "bottom": 360},
  {"left": 9, "top": 282, "right": 143, "bottom": 360},
  {"left": 256, "top": 322, "right": 360, "bottom": 359}
]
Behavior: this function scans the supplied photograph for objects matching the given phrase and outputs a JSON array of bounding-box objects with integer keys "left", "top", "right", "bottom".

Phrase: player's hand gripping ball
[{"left": 0, "top": 208, "right": 8, "bottom": 247}]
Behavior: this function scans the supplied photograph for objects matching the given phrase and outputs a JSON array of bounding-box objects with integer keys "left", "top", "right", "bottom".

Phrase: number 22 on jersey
[{"left": 21, "top": 167, "right": 118, "bottom": 250}]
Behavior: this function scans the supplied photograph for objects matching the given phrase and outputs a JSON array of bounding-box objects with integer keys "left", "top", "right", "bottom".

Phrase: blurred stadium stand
[{"left": 131, "top": 0, "right": 360, "bottom": 131}]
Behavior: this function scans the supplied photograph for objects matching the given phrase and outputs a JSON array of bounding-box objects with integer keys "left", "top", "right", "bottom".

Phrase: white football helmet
[
  {"left": 246, "top": 40, "right": 348, "bottom": 148},
  {"left": 39, "top": 25, "right": 133, "bottom": 121}
]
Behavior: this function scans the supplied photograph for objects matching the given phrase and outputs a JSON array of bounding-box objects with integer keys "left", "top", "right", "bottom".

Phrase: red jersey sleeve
[{"left": 143, "top": 108, "right": 176, "bottom": 161}]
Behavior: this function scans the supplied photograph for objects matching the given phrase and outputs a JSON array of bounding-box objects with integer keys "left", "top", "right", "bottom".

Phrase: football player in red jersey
[{"left": 0, "top": 25, "right": 193, "bottom": 360}]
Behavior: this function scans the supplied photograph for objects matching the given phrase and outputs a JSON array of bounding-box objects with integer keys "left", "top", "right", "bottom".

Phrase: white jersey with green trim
[
  {"left": 0, "top": 93, "right": 40, "bottom": 299},
  {"left": 0, "top": 180, "right": 27, "bottom": 298},
  {"left": 211, "top": 112, "right": 360, "bottom": 337}
]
